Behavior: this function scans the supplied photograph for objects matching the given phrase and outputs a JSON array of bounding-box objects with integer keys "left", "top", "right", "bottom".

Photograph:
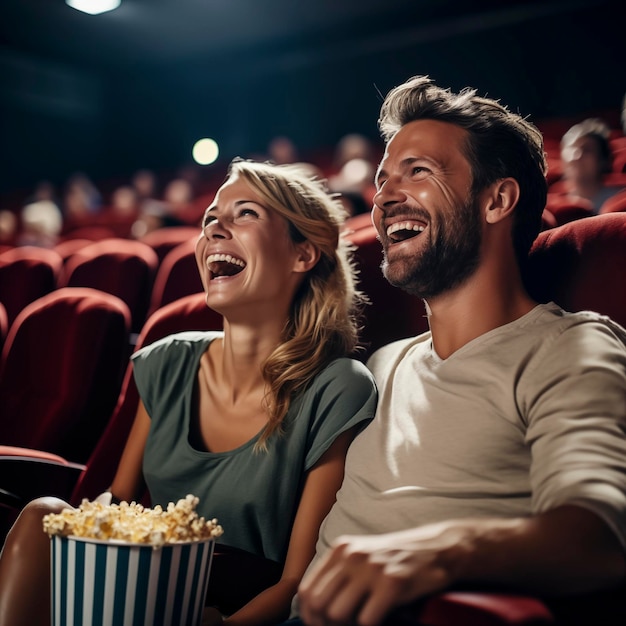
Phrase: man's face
[{"left": 372, "top": 119, "right": 483, "bottom": 299}]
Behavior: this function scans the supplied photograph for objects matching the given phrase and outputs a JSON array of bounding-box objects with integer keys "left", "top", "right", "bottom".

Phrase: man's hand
[
  {"left": 297, "top": 521, "right": 476, "bottom": 626},
  {"left": 297, "top": 506, "right": 625, "bottom": 626}
]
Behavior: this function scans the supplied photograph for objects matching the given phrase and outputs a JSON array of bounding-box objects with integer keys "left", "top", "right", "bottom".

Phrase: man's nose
[{"left": 373, "top": 178, "right": 407, "bottom": 210}]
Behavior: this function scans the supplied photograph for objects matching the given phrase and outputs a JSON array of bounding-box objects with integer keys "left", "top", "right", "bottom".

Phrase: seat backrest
[
  {"left": 71, "top": 292, "right": 223, "bottom": 503},
  {"left": 59, "top": 238, "right": 158, "bottom": 332},
  {"left": 139, "top": 226, "right": 201, "bottom": 266},
  {"left": 345, "top": 225, "right": 430, "bottom": 361},
  {"left": 53, "top": 238, "right": 94, "bottom": 265},
  {"left": 599, "top": 188, "right": 626, "bottom": 214},
  {"left": 544, "top": 194, "right": 595, "bottom": 226},
  {"left": 0, "top": 301, "right": 7, "bottom": 356},
  {"left": 0, "top": 287, "right": 131, "bottom": 463},
  {"left": 525, "top": 213, "right": 626, "bottom": 327},
  {"left": 0, "top": 246, "right": 63, "bottom": 327},
  {"left": 147, "top": 237, "right": 203, "bottom": 316}
]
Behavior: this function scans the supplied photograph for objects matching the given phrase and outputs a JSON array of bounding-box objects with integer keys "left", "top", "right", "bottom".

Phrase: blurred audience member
[
  {"left": 0, "top": 210, "right": 18, "bottom": 247},
  {"left": 110, "top": 185, "right": 139, "bottom": 217},
  {"left": 132, "top": 169, "right": 159, "bottom": 205},
  {"left": 328, "top": 157, "right": 375, "bottom": 216},
  {"left": 268, "top": 135, "right": 299, "bottom": 165},
  {"left": 18, "top": 200, "right": 63, "bottom": 248},
  {"left": 26, "top": 180, "right": 61, "bottom": 212},
  {"left": 130, "top": 178, "right": 192, "bottom": 238},
  {"left": 333, "top": 133, "right": 376, "bottom": 171},
  {"left": 63, "top": 173, "right": 102, "bottom": 222},
  {"left": 560, "top": 118, "right": 624, "bottom": 213}
]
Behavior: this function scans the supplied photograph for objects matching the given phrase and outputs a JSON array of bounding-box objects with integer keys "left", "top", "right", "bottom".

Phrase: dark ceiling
[{"left": 0, "top": 0, "right": 624, "bottom": 198}]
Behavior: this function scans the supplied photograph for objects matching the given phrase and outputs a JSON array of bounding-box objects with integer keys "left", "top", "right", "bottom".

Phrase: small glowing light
[
  {"left": 66, "top": 0, "right": 121, "bottom": 16},
  {"left": 192, "top": 138, "right": 220, "bottom": 165}
]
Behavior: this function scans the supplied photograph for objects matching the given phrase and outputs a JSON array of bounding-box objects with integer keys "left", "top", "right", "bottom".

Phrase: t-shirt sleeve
[
  {"left": 130, "top": 332, "right": 211, "bottom": 419},
  {"left": 522, "top": 317, "right": 626, "bottom": 549},
  {"left": 302, "top": 358, "right": 378, "bottom": 471}
]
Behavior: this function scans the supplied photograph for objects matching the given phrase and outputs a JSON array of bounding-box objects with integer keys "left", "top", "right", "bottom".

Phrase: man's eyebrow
[{"left": 376, "top": 157, "right": 423, "bottom": 186}]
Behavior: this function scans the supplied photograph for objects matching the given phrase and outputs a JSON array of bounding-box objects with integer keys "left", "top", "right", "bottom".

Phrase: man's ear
[
  {"left": 292, "top": 240, "right": 320, "bottom": 273},
  {"left": 483, "top": 178, "right": 520, "bottom": 224}
]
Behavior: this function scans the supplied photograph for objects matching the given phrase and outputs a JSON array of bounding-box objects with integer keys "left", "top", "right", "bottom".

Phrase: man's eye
[{"left": 412, "top": 166, "right": 428, "bottom": 175}]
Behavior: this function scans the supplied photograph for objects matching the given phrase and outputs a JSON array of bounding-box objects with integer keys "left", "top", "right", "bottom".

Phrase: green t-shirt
[{"left": 131, "top": 331, "right": 377, "bottom": 563}]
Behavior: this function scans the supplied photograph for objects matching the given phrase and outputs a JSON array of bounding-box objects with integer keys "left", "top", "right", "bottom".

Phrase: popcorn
[{"left": 43, "top": 494, "right": 223, "bottom": 548}]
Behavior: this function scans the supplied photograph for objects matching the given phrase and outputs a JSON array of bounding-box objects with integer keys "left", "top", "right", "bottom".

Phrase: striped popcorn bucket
[{"left": 50, "top": 535, "right": 216, "bottom": 626}]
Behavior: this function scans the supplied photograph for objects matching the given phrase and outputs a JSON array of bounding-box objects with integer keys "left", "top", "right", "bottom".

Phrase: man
[
  {"left": 294, "top": 75, "right": 626, "bottom": 625},
  {"left": 559, "top": 117, "right": 624, "bottom": 213}
]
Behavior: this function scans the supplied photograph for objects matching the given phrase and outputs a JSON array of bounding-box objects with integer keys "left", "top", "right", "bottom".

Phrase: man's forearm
[{"left": 447, "top": 504, "right": 625, "bottom": 594}]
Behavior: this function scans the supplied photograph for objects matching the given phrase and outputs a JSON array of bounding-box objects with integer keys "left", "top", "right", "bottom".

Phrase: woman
[{"left": 0, "top": 159, "right": 377, "bottom": 625}]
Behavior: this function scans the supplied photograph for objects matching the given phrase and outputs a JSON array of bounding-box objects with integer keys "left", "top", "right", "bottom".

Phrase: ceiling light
[{"left": 66, "top": 0, "right": 121, "bottom": 15}]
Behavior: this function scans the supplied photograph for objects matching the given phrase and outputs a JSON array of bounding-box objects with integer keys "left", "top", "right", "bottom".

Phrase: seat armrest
[
  {"left": 387, "top": 591, "right": 555, "bottom": 625},
  {"left": 0, "top": 451, "right": 86, "bottom": 506}
]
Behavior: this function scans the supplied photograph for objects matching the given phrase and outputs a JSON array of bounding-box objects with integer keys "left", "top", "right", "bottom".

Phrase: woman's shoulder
[
  {"left": 307, "top": 357, "right": 377, "bottom": 403},
  {"left": 132, "top": 330, "right": 223, "bottom": 362},
  {"left": 318, "top": 357, "right": 376, "bottom": 384}
]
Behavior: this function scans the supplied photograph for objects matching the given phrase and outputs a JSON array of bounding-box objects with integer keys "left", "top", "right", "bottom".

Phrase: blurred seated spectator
[
  {"left": 267, "top": 135, "right": 298, "bottom": 164},
  {"left": 17, "top": 200, "right": 63, "bottom": 248},
  {"left": 110, "top": 185, "right": 139, "bottom": 217},
  {"left": 61, "top": 173, "right": 103, "bottom": 237},
  {"left": 25, "top": 180, "right": 61, "bottom": 212},
  {"left": 0, "top": 210, "right": 18, "bottom": 247},
  {"left": 559, "top": 118, "right": 625, "bottom": 213},
  {"left": 129, "top": 178, "right": 193, "bottom": 238},
  {"left": 131, "top": 168, "right": 159, "bottom": 206},
  {"left": 329, "top": 157, "right": 376, "bottom": 216},
  {"left": 333, "top": 133, "right": 376, "bottom": 172}
]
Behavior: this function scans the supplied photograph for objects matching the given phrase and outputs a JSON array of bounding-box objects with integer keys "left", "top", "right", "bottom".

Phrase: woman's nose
[{"left": 202, "top": 219, "right": 231, "bottom": 240}]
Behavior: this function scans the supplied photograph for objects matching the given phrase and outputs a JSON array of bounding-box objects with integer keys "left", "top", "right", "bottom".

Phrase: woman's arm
[
  {"left": 109, "top": 399, "right": 151, "bottom": 503},
  {"left": 221, "top": 426, "right": 360, "bottom": 626}
]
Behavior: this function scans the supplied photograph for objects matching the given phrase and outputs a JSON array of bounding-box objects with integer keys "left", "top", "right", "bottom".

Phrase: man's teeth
[
  {"left": 386, "top": 222, "right": 425, "bottom": 236},
  {"left": 206, "top": 253, "right": 246, "bottom": 268}
]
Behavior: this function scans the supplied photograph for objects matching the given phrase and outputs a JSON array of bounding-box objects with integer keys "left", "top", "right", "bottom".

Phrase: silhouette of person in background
[{"left": 560, "top": 118, "right": 624, "bottom": 213}]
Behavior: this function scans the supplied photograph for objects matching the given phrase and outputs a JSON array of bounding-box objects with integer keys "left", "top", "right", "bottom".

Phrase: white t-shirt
[{"left": 315, "top": 302, "right": 626, "bottom": 557}]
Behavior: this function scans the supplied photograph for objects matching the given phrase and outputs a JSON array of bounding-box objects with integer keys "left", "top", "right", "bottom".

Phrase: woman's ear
[
  {"left": 292, "top": 240, "right": 320, "bottom": 273},
  {"left": 483, "top": 178, "right": 520, "bottom": 224}
]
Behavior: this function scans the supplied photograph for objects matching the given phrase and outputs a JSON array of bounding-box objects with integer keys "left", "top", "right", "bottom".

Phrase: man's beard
[{"left": 381, "top": 195, "right": 482, "bottom": 300}]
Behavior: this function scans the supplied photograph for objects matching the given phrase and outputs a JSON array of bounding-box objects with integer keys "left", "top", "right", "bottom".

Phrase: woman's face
[{"left": 195, "top": 173, "right": 310, "bottom": 318}]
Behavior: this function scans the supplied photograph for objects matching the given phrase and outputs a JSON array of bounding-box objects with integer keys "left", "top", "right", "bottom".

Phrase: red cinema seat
[
  {"left": 599, "top": 188, "right": 626, "bottom": 215},
  {"left": 0, "top": 293, "right": 221, "bottom": 521},
  {"left": 0, "top": 287, "right": 131, "bottom": 463},
  {"left": 59, "top": 238, "right": 158, "bottom": 333},
  {"left": 544, "top": 194, "right": 595, "bottom": 226},
  {"left": 345, "top": 225, "right": 429, "bottom": 360},
  {"left": 139, "top": 226, "right": 200, "bottom": 266},
  {"left": 147, "top": 237, "right": 203, "bottom": 316},
  {"left": 524, "top": 213, "right": 626, "bottom": 328},
  {"left": 0, "top": 246, "right": 63, "bottom": 327}
]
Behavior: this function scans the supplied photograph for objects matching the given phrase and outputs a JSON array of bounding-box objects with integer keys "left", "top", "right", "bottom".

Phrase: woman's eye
[
  {"left": 238, "top": 208, "right": 259, "bottom": 218},
  {"left": 202, "top": 215, "right": 216, "bottom": 228}
]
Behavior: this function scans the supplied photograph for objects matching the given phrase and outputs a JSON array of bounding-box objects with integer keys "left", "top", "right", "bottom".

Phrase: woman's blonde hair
[{"left": 227, "top": 158, "right": 365, "bottom": 450}]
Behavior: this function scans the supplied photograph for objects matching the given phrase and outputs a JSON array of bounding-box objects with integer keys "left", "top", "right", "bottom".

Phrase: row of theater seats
[
  {"left": 2, "top": 210, "right": 626, "bottom": 479},
  {"left": 1, "top": 213, "right": 626, "bottom": 623},
  {"left": 0, "top": 226, "right": 202, "bottom": 340},
  {"left": 545, "top": 180, "right": 626, "bottom": 226},
  {"left": 3, "top": 209, "right": 626, "bottom": 462}
]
